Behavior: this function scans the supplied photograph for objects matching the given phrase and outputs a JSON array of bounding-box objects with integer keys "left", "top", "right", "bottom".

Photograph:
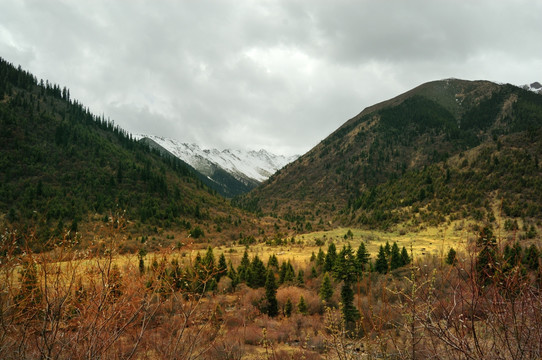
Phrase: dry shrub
[
  {"left": 273, "top": 349, "right": 323, "bottom": 360},
  {"left": 242, "top": 323, "right": 263, "bottom": 345},
  {"left": 217, "top": 275, "right": 233, "bottom": 293},
  {"left": 277, "top": 286, "right": 322, "bottom": 315},
  {"left": 205, "top": 336, "right": 245, "bottom": 360}
]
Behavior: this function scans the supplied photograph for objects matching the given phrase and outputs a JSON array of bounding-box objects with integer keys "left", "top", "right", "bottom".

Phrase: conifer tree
[
  {"left": 332, "top": 244, "right": 360, "bottom": 325},
  {"left": 340, "top": 281, "right": 359, "bottom": 325},
  {"left": 264, "top": 269, "right": 278, "bottom": 317},
  {"left": 316, "top": 248, "right": 326, "bottom": 268},
  {"left": 203, "top": 246, "right": 216, "bottom": 271},
  {"left": 319, "top": 273, "right": 334, "bottom": 303},
  {"left": 267, "top": 254, "right": 279, "bottom": 270},
  {"left": 202, "top": 247, "right": 217, "bottom": 290},
  {"left": 356, "top": 242, "right": 370, "bottom": 272},
  {"left": 375, "top": 245, "right": 388, "bottom": 274},
  {"left": 248, "top": 255, "right": 267, "bottom": 288},
  {"left": 445, "top": 247, "right": 457, "bottom": 265},
  {"left": 227, "top": 261, "right": 239, "bottom": 288},
  {"left": 390, "top": 242, "right": 402, "bottom": 270},
  {"left": 298, "top": 295, "right": 308, "bottom": 315},
  {"left": 384, "top": 241, "right": 391, "bottom": 257},
  {"left": 138, "top": 248, "right": 147, "bottom": 275},
  {"left": 279, "top": 260, "right": 295, "bottom": 284},
  {"left": 284, "top": 298, "right": 293, "bottom": 317},
  {"left": 310, "top": 266, "right": 318, "bottom": 278},
  {"left": 324, "top": 242, "right": 337, "bottom": 272},
  {"left": 523, "top": 244, "right": 540, "bottom": 271},
  {"left": 237, "top": 249, "right": 251, "bottom": 283},
  {"left": 217, "top": 253, "right": 227, "bottom": 282},
  {"left": 297, "top": 269, "right": 305, "bottom": 285},
  {"left": 334, "top": 244, "right": 357, "bottom": 283},
  {"left": 476, "top": 226, "right": 497, "bottom": 284},
  {"left": 401, "top": 246, "right": 411, "bottom": 266}
]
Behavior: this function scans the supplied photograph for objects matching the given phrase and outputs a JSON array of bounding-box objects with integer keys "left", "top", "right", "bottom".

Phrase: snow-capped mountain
[{"left": 138, "top": 135, "right": 298, "bottom": 197}]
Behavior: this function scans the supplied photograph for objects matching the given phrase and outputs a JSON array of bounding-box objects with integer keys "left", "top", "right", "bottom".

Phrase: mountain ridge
[
  {"left": 238, "top": 78, "right": 542, "bottom": 231},
  {"left": 138, "top": 134, "right": 298, "bottom": 197}
]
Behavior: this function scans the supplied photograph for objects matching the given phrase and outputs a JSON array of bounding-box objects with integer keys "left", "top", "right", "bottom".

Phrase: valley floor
[{"left": 2, "top": 221, "right": 541, "bottom": 359}]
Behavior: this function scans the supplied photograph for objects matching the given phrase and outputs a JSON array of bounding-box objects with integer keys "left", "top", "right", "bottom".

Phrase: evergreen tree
[
  {"left": 401, "top": 246, "right": 410, "bottom": 266},
  {"left": 267, "top": 254, "right": 279, "bottom": 270},
  {"left": 333, "top": 244, "right": 360, "bottom": 325},
  {"left": 202, "top": 246, "right": 217, "bottom": 290},
  {"left": 284, "top": 298, "right": 293, "bottom": 317},
  {"left": 170, "top": 258, "right": 183, "bottom": 291},
  {"left": 390, "top": 242, "right": 402, "bottom": 270},
  {"left": 340, "top": 281, "right": 360, "bottom": 325},
  {"left": 279, "top": 260, "right": 295, "bottom": 284},
  {"left": 264, "top": 269, "right": 278, "bottom": 317},
  {"left": 476, "top": 226, "right": 497, "bottom": 284},
  {"left": 248, "top": 255, "right": 267, "bottom": 288},
  {"left": 334, "top": 244, "right": 357, "bottom": 283},
  {"left": 375, "top": 245, "right": 388, "bottom": 274},
  {"left": 356, "top": 242, "right": 370, "bottom": 272},
  {"left": 509, "top": 242, "right": 523, "bottom": 266},
  {"left": 297, "top": 295, "right": 308, "bottom": 315},
  {"left": 324, "top": 242, "right": 337, "bottom": 272},
  {"left": 316, "top": 248, "right": 326, "bottom": 268},
  {"left": 217, "top": 253, "right": 228, "bottom": 282},
  {"left": 297, "top": 269, "right": 305, "bottom": 285},
  {"left": 523, "top": 244, "right": 540, "bottom": 271},
  {"left": 192, "top": 253, "right": 207, "bottom": 293},
  {"left": 227, "top": 261, "right": 239, "bottom": 288},
  {"left": 203, "top": 246, "right": 216, "bottom": 271},
  {"left": 310, "top": 266, "right": 318, "bottom": 279},
  {"left": 138, "top": 248, "right": 147, "bottom": 275},
  {"left": 384, "top": 241, "right": 391, "bottom": 257},
  {"left": 237, "top": 249, "right": 251, "bottom": 283},
  {"left": 319, "top": 272, "right": 334, "bottom": 303},
  {"left": 445, "top": 247, "right": 457, "bottom": 265}
]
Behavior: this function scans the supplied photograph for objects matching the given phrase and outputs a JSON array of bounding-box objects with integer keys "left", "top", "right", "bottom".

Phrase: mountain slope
[
  {"left": 238, "top": 79, "right": 542, "bottom": 230},
  {"left": 0, "top": 57, "right": 260, "bottom": 249},
  {"left": 139, "top": 134, "right": 298, "bottom": 197}
]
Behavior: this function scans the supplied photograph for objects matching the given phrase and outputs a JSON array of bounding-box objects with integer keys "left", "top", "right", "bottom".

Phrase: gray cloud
[{"left": 1, "top": 0, "right": 541, "bottom": 155}]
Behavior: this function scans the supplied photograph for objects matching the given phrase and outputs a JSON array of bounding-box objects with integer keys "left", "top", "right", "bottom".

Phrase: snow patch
[{"left": 138, "top": 135, "right": 298, "bottom": 183}]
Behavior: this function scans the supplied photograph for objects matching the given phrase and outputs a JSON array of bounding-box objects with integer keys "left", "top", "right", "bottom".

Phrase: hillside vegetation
[
  {"left": 0, "top": 57, "right": 266, "bottom": 250},
  {"left": 238, "top": 79, "right": 542, "bottom": 233}
]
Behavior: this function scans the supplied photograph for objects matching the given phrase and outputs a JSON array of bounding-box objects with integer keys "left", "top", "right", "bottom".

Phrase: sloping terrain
[
  {"left": 0, "top": 57, "right": 260, "bottom": 249},
  {"left": 237, "top": 79, "right": 542, "bottom": 230}
]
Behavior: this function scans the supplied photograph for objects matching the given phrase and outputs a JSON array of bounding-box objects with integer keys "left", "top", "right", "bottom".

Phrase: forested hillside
[
  {"left": 0, "top": 57, "right": 256, "bottom": 249},
  {"left": 237, "top": 79, "right": 542, "bottom": 231}
]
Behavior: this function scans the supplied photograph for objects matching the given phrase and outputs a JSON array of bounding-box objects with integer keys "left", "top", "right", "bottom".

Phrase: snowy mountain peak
[{"left": 139, "top": 135, "right": 298, "bottom": 184}]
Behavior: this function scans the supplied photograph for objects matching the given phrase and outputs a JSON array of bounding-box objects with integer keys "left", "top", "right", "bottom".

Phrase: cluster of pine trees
[{"left": 138, "top": 239, "right": 415, "bottom": 328}]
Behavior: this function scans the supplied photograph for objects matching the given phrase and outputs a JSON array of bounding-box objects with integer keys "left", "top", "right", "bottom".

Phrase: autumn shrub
[{"left": 242, "top": 323, "right": 263, "bottom": 345}]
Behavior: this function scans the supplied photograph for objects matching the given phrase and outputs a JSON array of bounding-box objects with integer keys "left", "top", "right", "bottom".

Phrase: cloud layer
[{"left": 1, "top": 0, "right": 541, "bottom": 155}]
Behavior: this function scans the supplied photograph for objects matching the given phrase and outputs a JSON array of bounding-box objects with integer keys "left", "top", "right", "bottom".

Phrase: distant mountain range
[{"left": 137, "top": 135, "right": 298, "bottom": 197}]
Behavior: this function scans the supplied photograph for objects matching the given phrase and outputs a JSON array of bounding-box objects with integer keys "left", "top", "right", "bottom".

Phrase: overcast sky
[{"left": 1, "top": 0, "right": 541, "bottom": 156}]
